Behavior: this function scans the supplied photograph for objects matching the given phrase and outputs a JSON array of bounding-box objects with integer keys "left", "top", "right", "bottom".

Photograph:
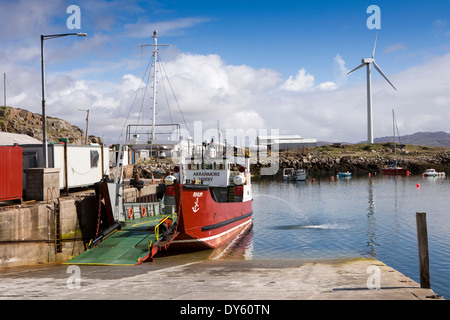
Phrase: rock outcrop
[{"left": 0, "top": 106, "right": 101, "bottom": 145}]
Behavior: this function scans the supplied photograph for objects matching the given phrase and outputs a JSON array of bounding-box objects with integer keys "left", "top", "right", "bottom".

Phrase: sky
[{"left": 1, "top": 0, "right": 450, "bottom": 145}]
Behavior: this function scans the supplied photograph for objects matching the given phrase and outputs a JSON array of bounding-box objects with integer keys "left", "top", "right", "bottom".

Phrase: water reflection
[
  {"left": 152, "top": 175, "right": 449, "bottom": 298},
  {"left": 210, "top": 226, "right": 254, "bottom": 260},
  {"left": 365, "top": 178, "right": 378, "bottom": 257},
  {"left": 213, "top": 175, "right": 449, "bottom": 298}
]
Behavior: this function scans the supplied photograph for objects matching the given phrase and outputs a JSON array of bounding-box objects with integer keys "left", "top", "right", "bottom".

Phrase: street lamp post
[{"left": 40, "top": 32, "right": 87, "bottom": 168}]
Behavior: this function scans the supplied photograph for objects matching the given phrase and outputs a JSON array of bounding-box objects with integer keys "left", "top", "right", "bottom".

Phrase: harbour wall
[{"left": 0, "top": 183, "right": 158, "bottom": 268}]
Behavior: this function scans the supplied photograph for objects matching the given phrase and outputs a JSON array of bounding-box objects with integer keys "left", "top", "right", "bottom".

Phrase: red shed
[{"left": 0, "top": 145, "right": 23, "bottom": 202}]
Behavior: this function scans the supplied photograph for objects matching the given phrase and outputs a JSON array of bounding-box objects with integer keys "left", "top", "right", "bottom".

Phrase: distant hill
[
  {"left": 372, "top": 131, "right": 450, "bottom": 148},
  {"left": 319, "top": 132, "right": 450, "bottom": 148}
]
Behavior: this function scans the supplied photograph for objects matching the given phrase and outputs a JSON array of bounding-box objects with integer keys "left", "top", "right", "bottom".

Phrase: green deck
[{"left": 65, "top": 214, "right": 175, "bottom": 266}]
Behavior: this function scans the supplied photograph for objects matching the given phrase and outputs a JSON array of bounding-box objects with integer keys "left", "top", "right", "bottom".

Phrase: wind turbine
[{"left": 347, "top": 33, "right": 397, "bottom": 144}]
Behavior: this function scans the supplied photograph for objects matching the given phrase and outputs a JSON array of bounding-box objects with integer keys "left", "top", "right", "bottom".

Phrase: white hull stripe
[{"left": 172, "top": 218, "right": 252, "bottom": 244}]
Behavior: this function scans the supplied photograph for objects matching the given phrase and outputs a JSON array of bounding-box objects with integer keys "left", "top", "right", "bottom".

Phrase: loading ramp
[{"left": 65, "top": 214, "right": 178, "bottom": 266}]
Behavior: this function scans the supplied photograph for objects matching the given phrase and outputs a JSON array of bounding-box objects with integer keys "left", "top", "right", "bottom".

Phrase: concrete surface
[
  {"left": 0, "top": 183, "right": 159, "bottom": 268},
  {"left": 0, "top": 257, "right": 443, "bottom": 300}
]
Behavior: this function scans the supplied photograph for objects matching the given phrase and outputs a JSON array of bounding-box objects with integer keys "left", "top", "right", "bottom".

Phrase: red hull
[
  {"left": 170, "top": 185, "right": 253, "bottom": 250},
  {"left": 382, "top": 167, "right": 407, "bottom": 175}
]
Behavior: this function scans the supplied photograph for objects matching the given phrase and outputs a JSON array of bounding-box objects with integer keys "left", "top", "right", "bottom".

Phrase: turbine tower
[{"left": 347, "top": 33, "right": 397, "bottom": 144}]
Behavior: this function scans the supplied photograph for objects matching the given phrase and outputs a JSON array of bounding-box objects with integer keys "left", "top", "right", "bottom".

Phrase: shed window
[{"left": 90, "top": 150, "right": 99, "bottom": 168}]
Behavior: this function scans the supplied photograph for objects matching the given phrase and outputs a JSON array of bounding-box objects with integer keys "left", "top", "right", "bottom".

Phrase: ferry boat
[
  {"left": 126, "top": 30, "right": 254, "bottom": 252},
  {"left": 164, "top": 142, "right": 253, "bottom": 250},
  {"left": 65, "top": 31, "right": 254, "bottom": 265}
]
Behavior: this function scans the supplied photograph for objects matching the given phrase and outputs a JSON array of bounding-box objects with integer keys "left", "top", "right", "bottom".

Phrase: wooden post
[
  {"left": 64, "top": 141, "right": 69, "bottom": 196},
  {"left": 416, "top": 212, "right": 430, "bottom": 289}
]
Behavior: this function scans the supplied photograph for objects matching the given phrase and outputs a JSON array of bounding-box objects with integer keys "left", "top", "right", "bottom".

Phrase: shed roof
[{"left": 0, "top": 132, "right": 42, "bottom": 145}]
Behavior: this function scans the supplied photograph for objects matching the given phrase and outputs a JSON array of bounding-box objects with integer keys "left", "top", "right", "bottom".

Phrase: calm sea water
[{"left": 242, "top": 174, "right": 450, "bottom": 299}]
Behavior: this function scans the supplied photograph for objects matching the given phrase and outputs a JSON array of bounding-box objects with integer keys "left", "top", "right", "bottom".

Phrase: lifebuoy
[
  {"left": 128, "top": 207, "right": 134, "bottom": 219},
  {"left": 141, "top": 206, "right": 146, "bottom": 217}
]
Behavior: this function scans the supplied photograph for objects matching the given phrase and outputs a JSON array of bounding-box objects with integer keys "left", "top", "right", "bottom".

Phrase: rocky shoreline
[
  {"left": 132, "top": 151, "right": 450, "bottom": 179},
  {"left": 130, "top": 143, "right": 450, "bottom": 179},
  {"left": 272, "top": 153, "right": 450, "bottom": 176}
]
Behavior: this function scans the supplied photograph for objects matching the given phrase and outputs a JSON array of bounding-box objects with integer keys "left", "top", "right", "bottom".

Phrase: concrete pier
[
  {"left": 0, "top": 257, "right": 443, "bottom": 300},
  {"left": 0, "top": 183, "right": 159, "bottom": 268}
]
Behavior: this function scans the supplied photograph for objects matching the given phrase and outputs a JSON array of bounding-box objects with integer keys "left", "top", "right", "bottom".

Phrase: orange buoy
[
  {"left": 416, "top": 183, "right": 420, "bottom": 188},
  {"left": 128, "top": 207, "right": 134, "bottom": 219},
  {"left": 141, "top": 206, "right": 146, "bottom": 217}
]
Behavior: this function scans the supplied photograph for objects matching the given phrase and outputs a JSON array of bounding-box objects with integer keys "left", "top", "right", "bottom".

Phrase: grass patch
[{"left": 311, "top": 143, "right": 448, "bottom": 159}]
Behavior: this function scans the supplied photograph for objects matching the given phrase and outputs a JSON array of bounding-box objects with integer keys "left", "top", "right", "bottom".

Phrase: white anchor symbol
[{"left": 192, "top": 197, "right": 200, "bottom": 213}]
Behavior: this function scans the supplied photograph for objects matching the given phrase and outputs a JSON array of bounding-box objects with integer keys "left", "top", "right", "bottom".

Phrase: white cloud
[
  {"left": 0, "top": 0, "right": 63, "bottom": 40},
  {"left": 4, "top": 39, "right": 450, "bottom": 145},
  {"left": 384, "top": 43, "right": 407, "bottom": 53},
  {"left": 316, "top": 81, "right": 338, "bottom": 91},
  {"left": 334, "top": 54, "right": 349, "bottom": 86},
  {"left": 280, "top": 59, "right": 343, "bottom": 93},
  {"left": 123, "top": 16, "right": 213, "bottom": 38},
  {"left": 433, "top": 19, "right": 449, "bottom": 36},
  {"left": 433, "top": 96, "right": 450, "bottom": 106},
  {"left": 280, "top": 69, "right": 315, "bottom": 92}
]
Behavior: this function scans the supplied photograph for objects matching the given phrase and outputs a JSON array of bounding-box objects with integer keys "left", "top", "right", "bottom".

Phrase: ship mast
[
  {"left": 140, "top": 30, "right": 170, "bottom": 142},
  {"left": 151, "top": 31, "right": 158, "bottom": 141}
]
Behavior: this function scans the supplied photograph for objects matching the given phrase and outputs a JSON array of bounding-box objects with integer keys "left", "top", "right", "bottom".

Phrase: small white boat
[
  {"left": 422, "top": 169, "right": 445, "bottom": 177},
  {"left": 283, "top": 168, "right": 307, "bottom": 181},
  {"left": 282, "top": 168, "right": 293, "bottom": 181},
  {"left": 294, "top": 169, "right": 307, "bottom": 181}
]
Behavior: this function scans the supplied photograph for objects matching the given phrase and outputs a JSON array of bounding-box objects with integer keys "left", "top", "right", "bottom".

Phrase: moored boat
[
  {"left": 422, "top": 169, "right": 445, "bottom": 177},
  {"left": 337, "top": 171, "right": 352, "bottom": 178},
  {"left": 382, "top": 109, "right": 407, "bottom": 175},
  {"left": 382, "top": 164, "right": 407, "bottom": 175},
  {"left": 294, "top": 169, "right": 307, "bottom": 181},
  {"left": 282, "top": 168, "right": 307, "bottom": 181},
  {"left": 282, "top": 168, "right": 294, "bottom": 181}
]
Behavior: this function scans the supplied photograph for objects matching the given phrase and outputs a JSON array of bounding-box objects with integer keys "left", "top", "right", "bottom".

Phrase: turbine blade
[
  {"left": 373, "top": 61, "right": 397, "bottom": 91},
  {"left": 372, "top": 31, "right": 378, "bottom": 59},
  {"left": 347, "top": 63, "right": 365, "bottom": 75}
]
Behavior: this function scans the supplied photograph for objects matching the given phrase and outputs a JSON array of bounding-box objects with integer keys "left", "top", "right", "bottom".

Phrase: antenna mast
[
  {"left": 139, "top": 30, "right": 170, "bottom": 141},
  {"left": 3, "top": 73, "right": 6, "bottom": 107}
]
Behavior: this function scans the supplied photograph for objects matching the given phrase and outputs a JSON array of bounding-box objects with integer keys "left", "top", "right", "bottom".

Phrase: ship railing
[{"left": 154, "top": 212, "right": 176, "bottom": 240}]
